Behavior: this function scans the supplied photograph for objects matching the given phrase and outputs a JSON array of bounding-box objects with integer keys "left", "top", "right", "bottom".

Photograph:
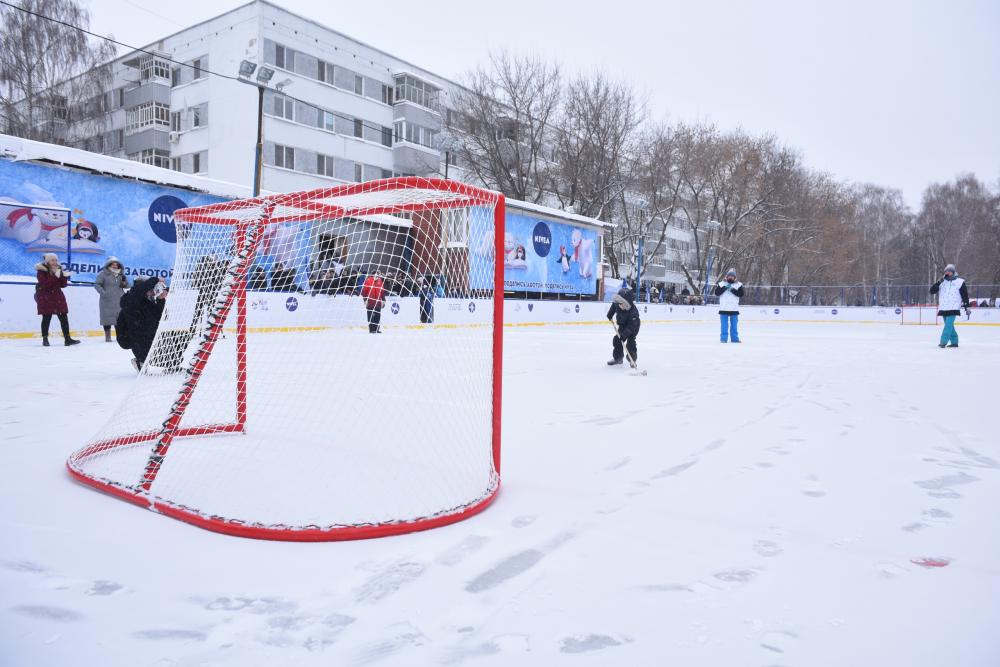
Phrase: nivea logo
[
  {"left": 894, "top": 307, "right": 902, "bottom": 315},
  {"left": 831, "top": 309, "right": 838, "bottom": 315},
  {"left": 531, "top": 222, "right": 551, "bottom": 257},
  {"left": 468, "top": 301, "right": 476, "bottom": 313},
  {"left": 285, "top": 296, "right": 298, "bottom": 311},
  {"left": 147, "top": 195, "right": 188, "bottom": 243},
  {"left": 391, "top": 302, "right": 400, "bottom": 314}
]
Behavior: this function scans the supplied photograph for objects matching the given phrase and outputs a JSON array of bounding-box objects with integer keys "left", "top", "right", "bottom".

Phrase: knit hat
[
  {"left": 726, "top": 268, "right": 737, "bottom": 277},
  {"left": 104, "top": 256, "right": 121, "bottom": 269},
  {"left": 944, "top": 263, "right": 956, "bottom": 274},
  {"left": 42, "top": 252, "right": 58, "bottom": 263}
]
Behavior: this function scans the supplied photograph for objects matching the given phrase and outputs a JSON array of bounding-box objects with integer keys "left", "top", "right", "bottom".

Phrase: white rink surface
[{"left": 2, "top": 320, "right": 1000, "bottom": 666}]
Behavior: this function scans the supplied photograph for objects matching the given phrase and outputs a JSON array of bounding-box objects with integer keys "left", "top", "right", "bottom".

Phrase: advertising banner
[
  {"left": 470, "top": 211, "right": 599, "bottom": 295},
  {"left": 0, "top": 159, "right": 226, "bottom": 282}
]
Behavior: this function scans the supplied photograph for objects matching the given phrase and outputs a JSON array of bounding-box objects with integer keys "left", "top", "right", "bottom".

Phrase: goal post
[
  {"left": 900, "top": 304, "right": 939, "bottom": 326},
  {"left": 67, "top": 177, "right": 505, "bottom": 541}
]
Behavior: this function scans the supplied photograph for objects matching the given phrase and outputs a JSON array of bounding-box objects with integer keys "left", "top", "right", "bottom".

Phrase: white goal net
[{"left": 68, "top": 177, "right": 504, "bottom": 540}]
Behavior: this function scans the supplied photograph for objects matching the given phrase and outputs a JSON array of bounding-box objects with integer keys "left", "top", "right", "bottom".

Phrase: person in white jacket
[
  {"left": 713, "top": 268, "right": 745, "bottom": 343},
  {"left": 929, "top": 263, "right": 970, "bottom": 348}
]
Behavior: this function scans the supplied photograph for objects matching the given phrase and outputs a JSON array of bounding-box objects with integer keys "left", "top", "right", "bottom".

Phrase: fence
[{"left": 632, "top": 284, "right": 1000, "bottom": 307}]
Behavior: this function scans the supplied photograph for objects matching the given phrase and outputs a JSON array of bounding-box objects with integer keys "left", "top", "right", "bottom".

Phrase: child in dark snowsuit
[{"left": 607, "top": 287, "right": 640, "bottom": 367}]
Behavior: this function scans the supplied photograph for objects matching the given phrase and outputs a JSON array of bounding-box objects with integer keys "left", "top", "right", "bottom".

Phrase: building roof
[
  {"left": 505, "top": 198, "right": 613, "bottom": 230},
  {"left": 0, "top": 134, "right": 254, "bottom": 199}
]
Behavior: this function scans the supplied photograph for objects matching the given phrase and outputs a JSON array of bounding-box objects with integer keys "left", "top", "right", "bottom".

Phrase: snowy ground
[{"left": 3, "top": 320, "right": 1000, "bottom": 666}]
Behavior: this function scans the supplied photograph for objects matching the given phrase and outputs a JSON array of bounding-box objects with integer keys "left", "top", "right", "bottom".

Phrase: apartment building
[{"left": 64, "top": 1, "right": 454, "bottom": 194}]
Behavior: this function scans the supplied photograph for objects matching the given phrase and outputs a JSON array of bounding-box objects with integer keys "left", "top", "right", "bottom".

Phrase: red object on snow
[{"left": 911, "top": 557, "right": 951, "bottom": 568}]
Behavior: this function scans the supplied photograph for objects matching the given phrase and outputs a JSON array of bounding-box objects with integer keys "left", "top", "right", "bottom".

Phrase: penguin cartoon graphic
[
  {"left": 71, "top": 218, "right": 105, "bottom": 254},
  {"left": 556, "top": 245, "right": 571, "bottom": 273}
]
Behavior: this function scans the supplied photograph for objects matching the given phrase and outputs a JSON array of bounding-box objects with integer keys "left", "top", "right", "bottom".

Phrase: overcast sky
[{"left": 81, "top": 0, "right": 999, "bottom": 209}]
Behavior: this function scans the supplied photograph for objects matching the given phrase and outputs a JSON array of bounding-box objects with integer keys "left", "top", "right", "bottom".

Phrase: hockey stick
[{"left": 611, "top": 320, "right": 647, "bottom": 376}]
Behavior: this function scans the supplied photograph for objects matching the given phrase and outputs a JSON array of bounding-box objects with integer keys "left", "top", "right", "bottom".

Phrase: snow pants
[
  {"left": 940, "top": 315, "right": 958, "bottom": 346},
  {"left": 612, "top": 334, "right": 637, "bottom": 362},
  {"left": 366, "top": 304, "right": 382, "bottom": 333},
  {"left": 720, "top": 313, "right": 740, "bottom": 342}
]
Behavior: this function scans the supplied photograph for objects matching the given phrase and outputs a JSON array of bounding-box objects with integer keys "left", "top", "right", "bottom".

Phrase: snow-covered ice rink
[{"left": 2, "top": 319, "right": 999, "bottom": 666}]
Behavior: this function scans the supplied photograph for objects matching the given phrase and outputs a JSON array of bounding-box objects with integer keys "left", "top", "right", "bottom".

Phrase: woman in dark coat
[
  {"left": 36, "top": 253, "right": 80, "bottom": 347},
  {"left": 120, "top": 276, "right": 167, "bottom": 371},
  {"left": 93, "top": 256, "right": 129, "bottom": 342}
]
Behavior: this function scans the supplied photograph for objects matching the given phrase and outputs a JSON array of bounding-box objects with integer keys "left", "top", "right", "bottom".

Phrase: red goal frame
[{"left": 67, "top": 177, "right": 505, "bottom": 541}]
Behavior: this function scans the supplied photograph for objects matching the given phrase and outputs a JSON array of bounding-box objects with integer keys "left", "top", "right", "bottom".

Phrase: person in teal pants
[{"left": 930, "top": 264, "right": 970, "bottom": 348}]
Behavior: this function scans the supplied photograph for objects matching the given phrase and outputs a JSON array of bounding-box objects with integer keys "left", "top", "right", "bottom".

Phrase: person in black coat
[
  {"left": 121, "top": 276, "right": 167, "bottom": 371},
  {"left": 607, "top": 287, "right": 640, "bottom": 366}
]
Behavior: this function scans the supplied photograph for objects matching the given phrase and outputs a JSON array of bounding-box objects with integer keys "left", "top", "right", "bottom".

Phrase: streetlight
[{"left": 238, "top": 59, "right": 278, "bottom": 197}]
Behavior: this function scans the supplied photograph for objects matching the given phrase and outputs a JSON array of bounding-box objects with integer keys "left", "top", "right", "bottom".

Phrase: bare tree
[
  {"left": 446, "top": 51, "right": 561, "bottom": 204},
  {"left": 0, "top": 0, "right": 116, "bottom": 144},
  {"left": 553, "top": 72, "right": 644, "bottom": 220},
  {"left": 914, "top": 174, "right": 999, "bottom": 285}
]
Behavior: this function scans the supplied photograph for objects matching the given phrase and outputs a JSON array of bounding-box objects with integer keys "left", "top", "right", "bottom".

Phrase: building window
[
  {"left": 322, "top": 110, "right": 334, "bottom": 132},
  {"left": 394, "top": 75, "right": 440, "bottom": 111},
  {"left": 354, "top": 75, "right": 363, "bottom": 96},
  {"left": 317, "top": 60, "right": 334, "bottom": 83},
  {"left": 170, "top": 111, "right": 180, "bottom": 132},
  {"left": 393, "top": 120, "right": 436, "bottom": 149},
  {"left": 273, "top": 94, "right": 293, "bottom": 120},
  {"left": 139, "top": 55, "right": 171, "bottom": 82},
  {"left": 50, "top": 95, "right": 68, "bottom": 121},
  {"left": 191, "top": 104, "right": 205, "bottom": 128},
  {"left": 381, "top": 84, "right": 394, "bottom": 105},
  {"left": 275, "top": 45, "right": 293, "bottom": 71},
  {"left": 274, "top": 144, "right": 294, "bottom": 169},
  {"left": 444, "top": 208, "right": 469, "bottom": 245},
  {"left": 171, "top": 67, "right": 181, "bottom": 87},
  {"left": 192, "top": 152, "right": 203, "bottom": 173},
  {"left": 354, "top": 163, "right": 363, "bottom": 182},
  {"left": 170, "top": 157, "right": 181, "bottom": 172},
  {"left": 132, "top": 148, "right": 170, "bottom": 168},
  {"left": 381, "top": 126, "right": 392, "bottom": 147},
  {"left": 317, "top": 154, "right": 334, "bottom": 177},
  {"left": 125, "top": 102, "right": 170, "bottom": 134},
  {"left": 353, "top": 118, "right": 363, "bottom": 138},
  {"left": 191, "top": 57, "right": 207, "bottom": 80}
]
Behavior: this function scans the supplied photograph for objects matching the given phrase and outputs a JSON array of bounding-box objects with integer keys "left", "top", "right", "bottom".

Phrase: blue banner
[
  {"left": 0, "top": 160, "right": 226, "bottom": 282},
  {"left": 471, "top": 211, "right": 598, "bottom": 295}
]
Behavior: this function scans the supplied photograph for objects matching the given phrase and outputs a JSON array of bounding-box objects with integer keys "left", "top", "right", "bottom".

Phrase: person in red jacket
[
  {"left": 35, "top": 253, "right": 80, "bottom": 347},
  {"left": 360, "top": 271, "right": 386, "bottom": 334}
]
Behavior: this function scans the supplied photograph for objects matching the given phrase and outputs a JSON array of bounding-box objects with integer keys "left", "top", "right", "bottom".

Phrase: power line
[{"left": 0, "top": 0, "right": 409, "bottom": 145}]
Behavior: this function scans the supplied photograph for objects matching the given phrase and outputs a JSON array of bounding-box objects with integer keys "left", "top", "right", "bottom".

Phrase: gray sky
[{"left": 82, "top": 0, "right": 1000, "bottom": 209}]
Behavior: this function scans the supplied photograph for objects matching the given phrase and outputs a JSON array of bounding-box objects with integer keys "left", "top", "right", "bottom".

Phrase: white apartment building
[{"left": 74, "top": 1, "right": 458, "bottom": 194}]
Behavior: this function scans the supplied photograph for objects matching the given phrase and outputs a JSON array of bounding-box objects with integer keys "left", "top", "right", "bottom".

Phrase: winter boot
[
  {"left": 64, "top": 338, "right": 81, "bottom": 346},
  {"left": 42, "top": 337, "right": 50, "bottom": 347},
  {"left": 607, "top": 358, "right": 623, "bottom": 366},
  {"left": 105, "top": 330, "right": 112, "bottom": 342},
  {"left": 938, "top": 343, "right": 947, "bottom": 348},
  {"left": 947, "top": 344, "right": 959, "bottom": 348}
]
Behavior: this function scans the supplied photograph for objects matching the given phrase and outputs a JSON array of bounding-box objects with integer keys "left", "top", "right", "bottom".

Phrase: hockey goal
[
  {"left": 68, "top": 177, "right": 505, "bottom": 540},
  {"left": 900, "top": 304, "right": 939, "bottom": 325}
]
